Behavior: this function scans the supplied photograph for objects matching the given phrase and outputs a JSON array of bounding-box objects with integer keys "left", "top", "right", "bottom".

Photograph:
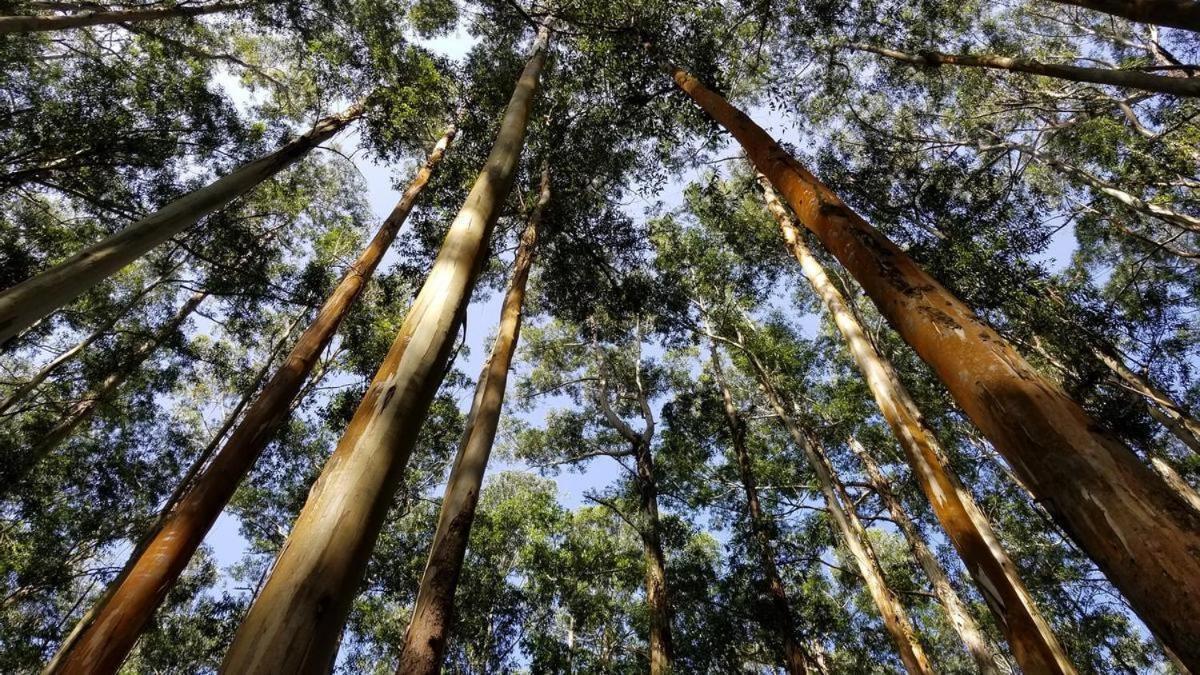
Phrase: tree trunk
[
  {"left": 1049, "top": 0, "right": 1200, "bottom": 33},
  {"left": 0, "top": 102, "right": 363, "bottom": 346},
  {"left": 395, "top": 165, "right": 547, "bottom": 675},
  {"left": 1093, "top": 345, "right": 1200, "bottom": 456},
  {"left": 848, "top": 43, "right": 1200, "bottom": 98},
  {"left": 220, "top": 24, "right": 549, "bottom": 674},
  {"left": 848, "top": 438, "right": 1006, "bottom": 675},
  {"left": 43, "top": 310, "right": 300, "bottom": 674},
  {"left": 757, "top": 175, "right": 1073, "bottom": 674},
  {"left": 708, "top": 343, "right": 813, "bottom": 675},
  {"left": 748, "top": 359, "right": 932, "bottom": 674},
  {"left": 0, "top": 2, "right": 243, "bottom": 34},
  {"left": 634, "top": 436, "right": 675, "bottom": 675},
  {"left": 44, "top": 120, "right": 458, "bottom": 675},
  {"left": 4, "top": 289, "right": 207, "bottom": 492},
  {"left": 670, "top": 64, "right": 1200, "bottom": 670},
  {"left": 0, "top": 263, "right": 178, "bottom": 416}
]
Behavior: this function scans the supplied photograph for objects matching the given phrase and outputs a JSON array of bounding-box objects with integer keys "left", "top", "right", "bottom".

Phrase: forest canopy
[{"left": 0, "top": 0, "right": 1198, "bottom": 672}]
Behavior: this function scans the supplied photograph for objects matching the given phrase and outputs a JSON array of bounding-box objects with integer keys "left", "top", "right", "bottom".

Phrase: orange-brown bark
[
  {"left": 758, "top": 175, "right": 1073, "bottom": 674},
  {"left": 670, "top": 65, "right": 1200, "bottom": 669},
  {"left": 45, "top": 121, "right": 458, "bottom": 675}
]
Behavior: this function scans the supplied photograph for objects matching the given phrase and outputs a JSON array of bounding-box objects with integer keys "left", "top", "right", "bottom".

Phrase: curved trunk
[
  {"left": 4, "top": 289, "right": 206, "bottom": 492},
  {"left": 634, "top": 438, "right": 674, "bottom": 675},
  {"left": 708, "top": 344, "right": 813, "bottom": 675},
  {"left": 221, "top": 25, "right": 549, "bottom": 674},
  {"left": 44, "top": 121, "right": 457, "bottom": 675},
  {"left": 0, "top": 2, "right": 243, "bottom": 34},
  {"left": 849, "top": 438, "right": 1006, "bottom": 675},
  {"left": 757, "top": 175, "right": 1073, "bottom": 674},
  {"left": 0, "top": 103, "right": 363, "bottom": 346},
  {"left": 395, "top": 165, "right": 546, "bottom": 675},
  {"left": 849, "top": 44, "right": 1200, "bottom": 98},
  {"left": 1048, "top": 0, "right": 1200, "bottom": 33},
  {"left": 670, "top": 65, "right": 1200, "bottom": 670}
]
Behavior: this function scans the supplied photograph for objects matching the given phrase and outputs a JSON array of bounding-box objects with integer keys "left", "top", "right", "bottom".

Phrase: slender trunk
[
  {"left": 44, "top": 121, "right": 458, "bottom": 675},
  {"left": 4, "top": 289, "right": 207, "bottom": 491},
  {"left": 848, "top": 438, "right": 1005, "bottom": 675},
  {"left": 44, "top": 311, "right": 298, "bottom": 674},
  {"left": 708, "top": 343, "right": 811, "bottom": 675},
  {"left": 757, "top": 176, "right": 1073, "bottom": 674},
  {"left": 1093, "top": 346, "right": 1200, "bottom": 455},
  {"left": 634, "top": 437, "right": 674, "bottom": 675},
  {"left": 0, "top": 263, "right": 177, "bottom": 416},
  {"left": 1049, "top": 0, "right": 1200, "bottom": 33},
  {"left": 0, "top": 2, "right": 243, "bottom": 34},
  {"left": 221, "top": 25, "right": 549, "bottom": 674},
  {"left": 0, "top": 102, "right": 363, "bottom": 346},
  {"left": 670, "top": 65, "right": 1200, "bottom": 669},
  {"left": 395, "top": 165, "right": 547, "bottom": 675},
  {"left": 848, "top": 44, "right": 1200, "bottom": 98},
  {"left": 732, "top": 339, "right": 932, "bottom": 674}
]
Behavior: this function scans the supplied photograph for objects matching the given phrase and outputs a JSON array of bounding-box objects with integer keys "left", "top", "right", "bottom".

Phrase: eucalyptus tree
[{"left": 221, "top": 19, "right": 553, "bottom": 672}]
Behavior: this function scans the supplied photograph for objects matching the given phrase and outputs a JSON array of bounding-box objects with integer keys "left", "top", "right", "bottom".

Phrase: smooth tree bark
[
  {"left": 670, "top": 64, "right": 1200, "bottom": 669},
  {"left": 0, "top": 1, "right": 244, "bottom": 34},
  {"left": 3, "top": 289, "right": 207, "bottom": 492},
  {"left": 44, "top": 120, "right": 459, "bottom": 675},
  {"left": 221, "top": 24, "right": 550, "bottom": 674},
  {"left": 43, "top": 310, "right": 301, "bottom": 675},
  {"left": 0, "top": 102, "right": 364, "bottom": 346},
  {"left": 1048, "top": 0, "right": 1200, "bottom": 33},
  {"left": 0, "top": 261, "right": 180, "bottom": 416},
  {"left": 708, "top": 343, "right": 813, "bottom": 675},
  {"left": 848, "top": 438, "right": 1006, "bottom": 675},
  {"left": 395, "top": 165, "right": 547, "bottom": 675},
  {"left": 757, "top": 175, "right": 1074, "bottom": 674},
  {"left": 848, "top": 43, "right": 1200, "bottom": 98}
]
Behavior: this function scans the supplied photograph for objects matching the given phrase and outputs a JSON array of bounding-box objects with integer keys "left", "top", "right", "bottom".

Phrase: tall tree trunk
[
  {"left": 44, "top": 310, "right": 300, "bottom": 675},
  {"left": 1092, "top": 345, "right": 1200, "bottom": 455},
  {"left": 395, "top": 165, "right": 547, "bottom": 675},
  {"left": 4, "top": 289, "right": 207, "bottom": 491},
  {"left": 848, "top": 43, "right": 1200, "bottom": 98},
  {"left": 743, "top": 351, "right": 932, "bottom": 674},
  {"left": 708, "top": 343, "right": 812, "bottom": 675},
  {"left": 0, "top": 262, "right": 179, "bottom": 416},
  {"left": 1048, "top": 0, "right": 1200, "bottom": 33},
  {"left": 0, "top": 102, "right": 363, "bottom": 346},
  {"left": 757, "top": 175, "right": 1073, "bottom": 674},
  {"left": 634, "top": 436, "right": 674, "bottom": 675},
  {"left": 0, "top": 2, "right": 244, "bottom": 34},
  {"left": 848, "top": 438, "right": 1006, "bottom": 675},
  {"left": 44, "top": 120, "right": 458, "bottom": 675},
  {"left": 670, "top": 64, "right": 1200, "bottom": 669},
  {"left": 221, "top": 25, "right": 550, "bottom": 675}
]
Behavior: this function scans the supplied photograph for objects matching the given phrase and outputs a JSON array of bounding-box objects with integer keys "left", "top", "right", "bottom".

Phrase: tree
[
  {"left": 220, "top": 20, "right": 551, "bottom": 672},
  {"left": 667, "top": 62, "right": 1200, "bottom": 668}
]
